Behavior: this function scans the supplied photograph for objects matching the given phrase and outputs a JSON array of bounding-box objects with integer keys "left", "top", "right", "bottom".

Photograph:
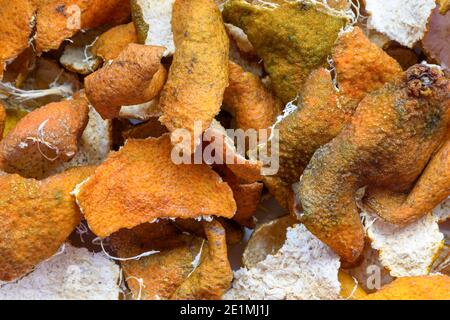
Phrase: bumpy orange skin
[
  {"left": 171, "top": 220, "right": 233, "bottom": 300},
  {"left": 299, "top": 65, "right": 450, "bottom": 264},
  {"left": 76, "top": 134, "right": 236, "bottom": 237},
  {"left": 333, "top": 27, "right": 403, "bottom": 111},
  {"left": 85, "top": 44, "right": 166, "bottom": 119},
  {"left": 0, "top": 0, "right": 35, "bottom": 79},
  {"left": 0, "top": 97, "right": 89, "bottom": 179},
  {"left": 224, "top": 61, "right": 282, "bottom": 132},
  {"left": 112, "top": 219, "right": 232, "bottom": 300},
  {"left": 263, "top": 68, "right": 340, "bottom": 208},
  {"left": 159, "top": 0, "right": 229, "bottom": 152},
  {"left": 362, "top": 275, "right": 450, "bottom": 300},
  {"left": 92, "top": 22, "right": 138, "bottom": 61},
  {"left": 35, "top": 0, "right": 131, "bottom": 52},
  {"left": 0, "top": 166, "right": 95, "bottom": 281}
]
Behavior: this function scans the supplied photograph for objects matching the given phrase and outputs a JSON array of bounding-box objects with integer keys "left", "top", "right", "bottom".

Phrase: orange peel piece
[
  {"left": 0, "top": 166, "right": 95, "bottom": 281},
  {"left": 0, "top": 102, "right": 6, "bottom": 138},
  {"left": 0, "top": 97, "right": 89, "bottom": 179},
  {"left": 338, "top": 270, "right": 367, "bottom": 300},
  {"left": 159, "top": 0, "right": 229, "bottom": 153},
  {"left": 171, "top": 220, "right": 233, "bottom": 300},
  {"left": 112, "top": 219, "right": 232, "bottom": 300},
  {"left": 75, "top": 134, "right": 236, "bottom": 237},
  {"left": 361, "top": 275, "right": 450, "bottom": 300},
  {"left": 223, "top": 61, "right": 282, "bottom": 132},
  {"left": 35, "top": 0, "right": 131, "bottom": 53},
  {"left": 0, "top": 0, "right": 35, "bottom": 80},
  {"left": 92, "top": 23, "right": 138, "bottom": 62},
  {"left": 85, "top": 44, "right": 166, "bottom": 119},
  {"left": 333, "top": 26, "right": 403, "bottom": 111}
]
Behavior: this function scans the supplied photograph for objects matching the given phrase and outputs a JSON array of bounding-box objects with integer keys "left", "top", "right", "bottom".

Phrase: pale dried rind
[
  {"left": 85, "top": 44, "right": 166, "bottom": 119},
  {"left": 362, "top": 211, "right": 444, "bottom": 277},
  {"left": 224, "top": 224, "right": 341, "bottom": 300},
  {"left": 0, "top": 244, "right": 120, "bottom": 300},
  {"left": 365, "top": 0, "right": 436, "bottom": 48},
  {"left": 0, "top": 166, "right": 95, "bottom": 281},
  {"left": 75, "top": 134, "right": 236, "bottom": 237},
  {"left": 0, "top": 97, "right": 89, "bottom": 179},
  {"left": 159, "top": 0, "right": 229, "bottom": 153},
  {"left": 131, "top": 0, "right": 176, "bottom": 56}
]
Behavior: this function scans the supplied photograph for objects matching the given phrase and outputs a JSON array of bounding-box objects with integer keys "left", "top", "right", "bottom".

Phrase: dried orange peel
[
  {"left": 74, "top": 134, "right": 236, "bottom": 237},
  {"left": 158, "top": 0, "right": 229, "bottom": 154},
  {"left": 0, "top": 166, "right": 95, "bottom": 281},
  {"left": 0, "top": 96, "right": 89, "bottom": 179},
  {"left": 361, "top": 275, "right": 450, "bottom": 300},
  {"left": 35, "top": 0, "right": 131, "bottom": 53},
  {"left": 85, "top": 44, "right": 166, "bottom": 119},
  {"left": 299, "top": 64, "right": 450, "bottom": 264},
  {"left": 0, "top": 0, "right": 34, "bottom": 80},
  {"left": 92, "top": 23, "right": 138, "bottom": 62},
  {"left": 111, "top": 219, "right": 232, "bottom": 300},
  {"left": 223, "top": 61, "right": 282, "bottom": 132}
]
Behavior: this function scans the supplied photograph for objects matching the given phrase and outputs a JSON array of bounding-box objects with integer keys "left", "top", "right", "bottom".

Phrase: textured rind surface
[
  {"left": 224, "top": 224, "right": 341, "bottom": 300},
  {"left": 159, "top": 0, "right": 229, "bottom": 152},
  {"left": 76, "top": 134, "right": 236, "bottom": 237},
  {"left": 92, "top": 23, "right": 138, "bottom": 62},
  {"left": 223, "top": 61, "right": 281, "bottom": 132},
  {"left": 223, "top": 0, "right": 346, "bottom": 103},
  {"left": 171, "top": 220, "right": 233, "bottom": 299},
  {"left": 362, "top": 211, "right": 444, "bottom": 277},
  {"left": 35, "top": 0, "right": 131, "bottom": 52},
  {"left": 0, "top": 166, "right": 95, "bottom": 281},
  {"left": 112, "top": 219, "right": 232, "bottom": 300},
  {"left": 365, "top": 0, "right": 436, "bottom": 48},
  {"left": 85, "top": 44, "right": 166, "bottom": 119},
  {"left": 0, "top": 0, "right": 34, "bottom": 79},
  {"left": 261, "top": 68, "right": 340, "bottom": 208},
  {"left": 131, "top": 0, "right": 176, "bottom": 56},
  {"left": 0, "top": 244, "right": 120, "bottom": 300},
  {"left": 299, "top": 65, "right": 450, "bottom": 264},
  {"left": 333, "top": 27, "right": 403, "bottom": 111},
  {"left": 361, "top": 275, "right": 450, "bottom": 300},
  {"left": 0, "top": 98, "right": 89, "bottom": 179}
]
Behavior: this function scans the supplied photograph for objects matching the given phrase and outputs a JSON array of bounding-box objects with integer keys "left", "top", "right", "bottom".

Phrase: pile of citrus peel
[{"left": 0, "top": 0, "right": 449, "bottom": 300}]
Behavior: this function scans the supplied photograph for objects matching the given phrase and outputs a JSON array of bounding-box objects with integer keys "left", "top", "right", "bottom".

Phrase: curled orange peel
[
  {"left": 0, "top": 96, "right": 89, "bottom": 179},
  {"left": 85, "top": 44, "right": 166, "bottom": 119},
  {"left": 75, "top": 134, "right": 236, "bottom": 238},
  {"left": 92, "top": 22, "right": 138, "bottom": 62}
]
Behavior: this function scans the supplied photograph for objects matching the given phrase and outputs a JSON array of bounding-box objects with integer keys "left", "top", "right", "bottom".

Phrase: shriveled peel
[
  {"left": 222, "top": 0, "right": 348, "bottom": 103},
  {"left": 0, "top": 97, "right": 89, "bottom": 179},
  {"left": 121, "top": 117, "right": 167, "bottom": 140},
  {"left": 0, "top": 0, "right": 35, "bottom": 80},
  {"left": 333, "top": 27, "right": 403, "bottom": 111},
  {"left": 361, "top": 211, "right": 444, "bottom": 277},
  {"left": 112, "top": 219, "right": 232, "bottom": 300},
  {"left": 35, "top": 0, "right": 131, "bottom": 53},
  {"left": 242, "top": 215, "right": 297, "bottom": 269},
  {"left": 0, "top": 166, "right": 95, "bottom": 281},
  {"left": 119, "top": 98, "right": 162, "bottom": 122},
  {"left": 361, "top": 275, "right": 450, "bottom": 300},
  {"left": 159, "top": 0, "right": 229, "bottom": 154},
  {"left": 92, "top": 23, "right": 138, "bottom": 62},
  {"left": 0, "top": 102, "right": 6, "bottom": 138},
  {"left": 171, "top": 220, "right": 233, "bottom": 300},
  {"left": 223, "top": 61, "right": 281, "bottom": 132},
  {"left": 75, "top": 134, "right": 236, "bottom": 237},
  {"left": 85, "top": 44, "right": 166, "bottom": 119},
  {"left": 422, "top": 6, "right": 450, "bottom": 72}
]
